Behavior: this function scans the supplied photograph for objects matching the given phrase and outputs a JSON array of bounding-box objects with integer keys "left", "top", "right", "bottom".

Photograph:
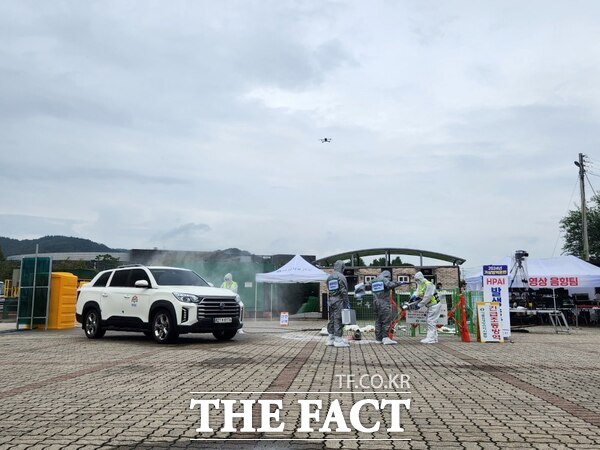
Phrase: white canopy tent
[
  {"left": 254, "top": 255, "right": 329, "bottom": 319},
  {"left": 465, "top": 256, "right": 600, "bottom": 332},
  {"left": 465, "top": 255, "right": 600, "bottom": 332},
  {"left": 465, "top": 255, "right": 600, "bottom": 291}
]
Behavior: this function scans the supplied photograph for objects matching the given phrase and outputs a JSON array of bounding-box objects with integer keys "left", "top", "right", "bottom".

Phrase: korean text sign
[
  {"left": 482, "top": 265, "right": 510, "bottom": 338},
  {"left": 476, "top": 301, "right": 504, "bottom": 343}
]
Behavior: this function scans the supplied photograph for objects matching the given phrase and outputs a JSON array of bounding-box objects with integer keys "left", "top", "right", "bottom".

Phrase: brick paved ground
[{"left": 0, "top": 321, "right": 599, "bottom": 449}]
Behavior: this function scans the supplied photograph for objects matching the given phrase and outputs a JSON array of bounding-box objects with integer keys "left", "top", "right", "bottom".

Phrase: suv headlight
[
  {"left": 173, "top": 292, "right": 201, "bottom": 303},
  {"left": 236, "top": 294, "right": 244, "bottom": 323},
  {"left": 235, "top": 294, "right": 244, "bottom": 308}
]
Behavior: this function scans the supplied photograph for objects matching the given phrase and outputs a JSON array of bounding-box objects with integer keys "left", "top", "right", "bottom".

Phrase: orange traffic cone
[{"left": 459, "top": 294, "right": 471, "bottom": 343}]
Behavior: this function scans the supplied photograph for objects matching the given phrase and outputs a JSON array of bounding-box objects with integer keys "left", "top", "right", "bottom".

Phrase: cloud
[
  {"left": 1, "top": 0, "right": 600, "bottom": 268},
  {"left": 152, "top": 223, "right": 212, "bottom": 249},
  {"left": 0, "top": 214, "right": 82, "bottom": 239}
]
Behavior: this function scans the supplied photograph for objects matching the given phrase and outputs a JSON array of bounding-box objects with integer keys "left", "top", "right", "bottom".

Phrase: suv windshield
[{"left": 150, "top": 268, "right": 209, "bottom": 287}]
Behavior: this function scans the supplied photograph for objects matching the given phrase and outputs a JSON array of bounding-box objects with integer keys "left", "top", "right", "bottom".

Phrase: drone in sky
[{"left": 320, "top": 138, "right": 332, "bottom": 143}]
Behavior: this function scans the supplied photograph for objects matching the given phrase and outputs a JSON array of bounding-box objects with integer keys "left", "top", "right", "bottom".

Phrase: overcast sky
[{"left": 1, "top": 0, "right": 600, "bottom": 269}]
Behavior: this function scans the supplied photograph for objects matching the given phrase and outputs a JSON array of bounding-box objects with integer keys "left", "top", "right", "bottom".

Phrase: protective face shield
[
  {"left": 333, "top": 260, "right": 345, "bottom": 273},
  {"left": 380, "top": 270, "right": 391, "bottom": 281},
  {"left": 224, "top": 273, "right": 232, "bottom": 282},
  {"left": 414, "top": 271, "right": 425, "bottom": 284}
]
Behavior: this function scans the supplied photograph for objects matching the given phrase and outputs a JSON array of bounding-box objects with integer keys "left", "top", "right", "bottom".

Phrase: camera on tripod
[
  {"left": 515, "top": 250, "right": 529, "bottom": 262},
  {"left": 511, "top": 250, "right": 529, "bottom": 287}
]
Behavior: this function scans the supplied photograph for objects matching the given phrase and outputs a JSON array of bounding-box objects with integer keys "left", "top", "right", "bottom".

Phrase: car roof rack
[{"left": 116, "top": 264, "right": 146, "bottom": 268}]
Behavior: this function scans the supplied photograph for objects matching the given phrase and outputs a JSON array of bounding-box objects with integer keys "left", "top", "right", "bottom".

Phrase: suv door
[
  {"left": 121, "top": 268, "right": 153, "bottom": 324},
  {"left": 106, "top": 269, "right": 133, "bottom": 323},
  {"left": 92, "top": 270, "right": 116, "bottom": 319}
]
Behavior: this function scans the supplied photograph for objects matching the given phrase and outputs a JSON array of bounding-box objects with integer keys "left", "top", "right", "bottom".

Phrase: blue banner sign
[{"left": 483, "top": 265, "right": 508, "bottom": 276}]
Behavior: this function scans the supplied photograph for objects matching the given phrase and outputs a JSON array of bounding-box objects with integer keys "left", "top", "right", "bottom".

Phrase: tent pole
[
  {"left": 270, "top": 284, "right": 273, "bottom": 321},
  {"left": 553, "top": 288, "right": 558, "bottom": 332}
]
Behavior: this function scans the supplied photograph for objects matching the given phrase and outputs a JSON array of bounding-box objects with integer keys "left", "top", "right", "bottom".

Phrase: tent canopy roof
[
  {"left": 255, "top": 254, "right": 328, "bottom": 283},
  {"left": 465, "top": 255, "right": 600, "bottom": 289}
]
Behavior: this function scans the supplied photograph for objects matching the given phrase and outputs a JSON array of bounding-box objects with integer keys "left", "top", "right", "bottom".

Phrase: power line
[
  {"left": 552, "top": 176, "right": 580, "bottom": 257},
  {"left": 585, "top": 172, "right": 598, "bottom": 198}
]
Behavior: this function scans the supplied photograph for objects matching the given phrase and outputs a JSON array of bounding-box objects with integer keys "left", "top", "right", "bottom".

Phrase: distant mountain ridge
[{"left": 0, "top": 235, "right": 125, "bottom": 257}]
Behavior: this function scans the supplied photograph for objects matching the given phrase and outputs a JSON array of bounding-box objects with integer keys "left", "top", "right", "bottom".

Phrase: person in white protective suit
[
  {"left": 412, "top": 271, "right": 442, "bottom": 344},
  {"left": 221, "top": 273, "right": 238, "bottom": 294},
  {"left": 325, "top": 260, "right": 350, "bottom": 348}
]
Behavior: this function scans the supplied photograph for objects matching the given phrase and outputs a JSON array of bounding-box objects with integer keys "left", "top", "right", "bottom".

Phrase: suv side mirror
[
  {"left": 134, "top": 280, "right": 149, "bottom": 288},
  {"left": 208, "top": 282, "right": 214, "bottom": 287}
]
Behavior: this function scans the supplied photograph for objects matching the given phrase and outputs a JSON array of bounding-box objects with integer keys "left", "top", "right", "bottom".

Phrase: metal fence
[{"left": 344, "top": 289, "right": 469, "bottom": 338}]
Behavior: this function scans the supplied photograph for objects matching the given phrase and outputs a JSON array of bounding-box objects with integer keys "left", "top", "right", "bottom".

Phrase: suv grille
[{"left": 197, "top": 297, "right": 240, "bottom": 319}]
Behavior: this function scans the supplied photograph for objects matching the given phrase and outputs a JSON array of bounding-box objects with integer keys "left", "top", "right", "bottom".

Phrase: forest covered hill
[{"left": 0, "top": 235, "right": 124, "bottom": 257}]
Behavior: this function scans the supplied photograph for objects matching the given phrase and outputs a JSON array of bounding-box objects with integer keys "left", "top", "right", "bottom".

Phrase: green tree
[
  {"left": 0, "top": 247, "right": 17, "bottom": 286},
  {"left": 53, "top": 258, "right": 90, "bottom": 273},
  {"left": 370, "top": 257, "right": 387, "bottom": 267},
  {"left": 560, "top": 193, "right": 600, "bottom": 259},
  {"left": 391, "top": 256, "right": 403, "bottom": 266},
  {"left": 369, "top": 256, "right": 407, "bottom": 266},
  {"left": 0, "top": 262, "right": 19, "bottom": 289},
  {"left": 93, "top": 254, "right": 121, "bottom": 271}
]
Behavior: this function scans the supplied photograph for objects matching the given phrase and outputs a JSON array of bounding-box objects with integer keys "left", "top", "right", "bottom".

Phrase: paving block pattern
[{"left": 0, "top": 322, "right": 599, "bottom": 449}]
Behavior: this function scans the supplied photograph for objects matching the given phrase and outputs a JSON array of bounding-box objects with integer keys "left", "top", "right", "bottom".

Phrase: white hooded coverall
[{"left": 416, "top": 277, "right": 442, "bottom": 343}]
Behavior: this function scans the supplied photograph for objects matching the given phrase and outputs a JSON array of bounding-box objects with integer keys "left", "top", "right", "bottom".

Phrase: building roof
[
  {"left": 315, "top": 248, "right": 466, "bottom": 266},
  {"left": 6, "top": 252, "right": 130, "bottom": 262}
]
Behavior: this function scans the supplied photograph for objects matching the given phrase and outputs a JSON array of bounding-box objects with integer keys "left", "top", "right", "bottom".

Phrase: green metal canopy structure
[{"left": 314, "top": 248, "right": 466, "bottom": 267}]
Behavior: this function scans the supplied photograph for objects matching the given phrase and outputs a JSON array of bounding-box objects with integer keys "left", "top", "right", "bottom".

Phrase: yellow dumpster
[{"left": 47, "top": 272, "right": 78, "bottom": 329}]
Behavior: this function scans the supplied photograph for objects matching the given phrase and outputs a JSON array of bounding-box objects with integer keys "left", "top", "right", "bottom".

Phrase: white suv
[{"left": 76, "top": 265, "right": 244, "bottom": 344}]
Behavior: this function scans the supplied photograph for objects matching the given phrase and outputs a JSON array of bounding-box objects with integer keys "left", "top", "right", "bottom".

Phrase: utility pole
[{"left": 574, "top": 153, "right": 589, "bottom": 260}]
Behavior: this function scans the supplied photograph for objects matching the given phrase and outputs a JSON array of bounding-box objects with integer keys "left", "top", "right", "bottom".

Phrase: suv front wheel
[
  {"left": 84, "top": 308, "right": 106, "bottom": 339},
  {"left": 152, "top": 309, "right": 179, "bottom": 344}
]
